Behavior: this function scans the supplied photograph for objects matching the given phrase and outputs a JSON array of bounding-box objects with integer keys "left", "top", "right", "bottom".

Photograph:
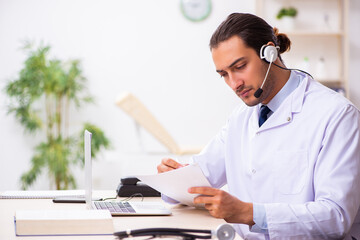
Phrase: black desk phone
[{"left": 116, "top": 177, "right": 161, "bottom": 197}]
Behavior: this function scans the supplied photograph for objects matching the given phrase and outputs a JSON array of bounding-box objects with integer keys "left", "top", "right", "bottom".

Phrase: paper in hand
[{"left": 137, "top": 163, "right": 211, "bottom": 206}]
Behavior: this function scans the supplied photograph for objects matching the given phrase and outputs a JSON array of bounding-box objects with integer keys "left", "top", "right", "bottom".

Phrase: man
[{"left": 158, "top": 13, "right": 360, "bottom": 239}]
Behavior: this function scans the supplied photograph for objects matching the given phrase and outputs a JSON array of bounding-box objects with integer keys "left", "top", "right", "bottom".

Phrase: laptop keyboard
[{"left": 94, "top": 201, "right": 136, "bottom": 213}]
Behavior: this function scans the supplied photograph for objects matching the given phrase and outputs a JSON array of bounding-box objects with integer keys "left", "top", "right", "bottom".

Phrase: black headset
[{"left": 113, "top": 223, "right": 236, "bottom": 240}]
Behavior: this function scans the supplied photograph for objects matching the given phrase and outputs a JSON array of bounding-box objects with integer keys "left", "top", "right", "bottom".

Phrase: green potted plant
[
  {"left": 276, "top": 7, "right": 298, "bottom": 31},
  {"left": 4, "top": 42, "right": 110, "bottom": 190},
  {"left": 276, "top": 7, "right": 298, "bottom": 20}
]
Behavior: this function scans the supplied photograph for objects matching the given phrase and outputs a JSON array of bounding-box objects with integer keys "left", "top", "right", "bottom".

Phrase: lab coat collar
[
  {"left": 267, "top": 70, "right": 300, "bottom": 114},
  {"left": 253, "top": 72, "right": 309, "bottom": 132}
]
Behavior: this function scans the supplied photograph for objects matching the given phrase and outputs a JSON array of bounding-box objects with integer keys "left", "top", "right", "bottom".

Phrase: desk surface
[{"left": 0, "top": 190, "right": 240, "bottom": 240}]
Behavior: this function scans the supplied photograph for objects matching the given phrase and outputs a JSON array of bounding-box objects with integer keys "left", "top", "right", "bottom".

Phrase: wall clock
[{"left": 180, "top": 0, "right": 212, "bottom": 22}]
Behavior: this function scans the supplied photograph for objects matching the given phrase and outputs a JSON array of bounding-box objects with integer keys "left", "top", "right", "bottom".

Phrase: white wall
[
  {"left": 0, "top": 0, "right": 359, "bottom": 191},
  {"left": 0, "top": 0, "right": 251, "bottom": 190}
]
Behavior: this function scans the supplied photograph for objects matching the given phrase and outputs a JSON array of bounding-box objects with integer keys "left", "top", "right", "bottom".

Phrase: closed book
[
  {"left": 15, "top": 209, "right": 114, "bottom": 236},
  {"left": 0, "top": 190, "right": 85, "bottom": 199}
]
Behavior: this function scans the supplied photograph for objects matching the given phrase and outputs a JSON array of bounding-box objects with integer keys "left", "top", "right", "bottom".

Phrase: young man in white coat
[{"left": 157, "top": 13, "right": 360, "bottom": 239}]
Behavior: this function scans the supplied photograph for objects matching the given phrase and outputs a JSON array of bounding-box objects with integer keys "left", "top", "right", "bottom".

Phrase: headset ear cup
[{"left": 260, "top": 45, "right": 278, "bottom": 63}]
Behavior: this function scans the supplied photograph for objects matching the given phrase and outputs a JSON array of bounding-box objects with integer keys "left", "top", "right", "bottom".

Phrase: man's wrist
[
  {"left": 246, "top": 202, "right": 255, "bottom": 226},
  {"left": 231, "top": 201, "right": 255, "bottom": 225}
]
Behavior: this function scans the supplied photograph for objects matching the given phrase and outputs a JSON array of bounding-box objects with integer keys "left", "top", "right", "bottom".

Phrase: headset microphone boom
[{"left": 254, "top": 44, "right": 279, "bottom": 98}]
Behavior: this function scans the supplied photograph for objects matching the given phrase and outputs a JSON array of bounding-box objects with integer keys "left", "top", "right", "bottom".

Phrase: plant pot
[{"left": 281, "top": 16, "right": 296, "bottom": 31}]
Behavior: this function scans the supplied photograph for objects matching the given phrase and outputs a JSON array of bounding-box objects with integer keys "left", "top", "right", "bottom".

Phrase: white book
[
  {"left": 0, "top": 190, "right": 85, "bottom": 199},
  {"left": 15, "top": 209, "right": 114, "bottom": 236}
]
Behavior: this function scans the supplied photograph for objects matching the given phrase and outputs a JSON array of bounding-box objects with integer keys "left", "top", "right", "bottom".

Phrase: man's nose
[{"left": 228, "top": 74, "right": 243, "bottom": 91}]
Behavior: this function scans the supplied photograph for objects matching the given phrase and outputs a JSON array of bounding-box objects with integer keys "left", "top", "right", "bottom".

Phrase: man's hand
[
  {"left": 189, "top": 187, "right": 255, "bottom": 226},
  {"left": 157, "top": 158, "right": 187, "bottom": 173}
]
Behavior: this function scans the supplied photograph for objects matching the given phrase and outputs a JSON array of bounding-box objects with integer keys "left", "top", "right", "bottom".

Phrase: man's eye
[
  {"left": 220, "top": 72, "right": 228, "bottom": 78},
  {"left": 236, "top": 64, "right": 246, "bottom": 70}
]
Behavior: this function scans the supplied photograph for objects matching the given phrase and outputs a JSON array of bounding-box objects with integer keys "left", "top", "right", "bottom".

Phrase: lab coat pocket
[{"left": 273, "top": 150, "right": 308, "bottom": 195}]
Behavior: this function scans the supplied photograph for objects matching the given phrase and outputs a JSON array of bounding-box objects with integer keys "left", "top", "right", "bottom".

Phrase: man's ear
[{"left": 266, "top": 41, "right": 275, "bottom": 47}]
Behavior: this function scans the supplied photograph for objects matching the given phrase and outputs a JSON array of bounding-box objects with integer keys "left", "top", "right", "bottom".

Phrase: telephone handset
[
  {"left": 116, "top": 177, "right": 161, "bottom": 197},
  {"left": 121, "top": 177, "right": 140, "bottom": 185}
]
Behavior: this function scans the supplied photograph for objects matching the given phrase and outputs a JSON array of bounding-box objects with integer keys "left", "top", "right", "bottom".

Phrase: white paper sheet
[{"left": 137, "top": 164, "right": 211, "bottom": 206}]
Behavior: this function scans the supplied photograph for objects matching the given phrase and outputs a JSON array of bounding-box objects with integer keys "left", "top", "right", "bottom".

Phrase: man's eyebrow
[
  {"left": 216, "top": 57, "right": 245, "bottom": 73},
  {"left": 228, "top": 57, "right": 245, "bottom": 68}
]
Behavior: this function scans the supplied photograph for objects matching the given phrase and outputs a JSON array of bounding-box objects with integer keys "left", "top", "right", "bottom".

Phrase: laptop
[{"left": 84, "top": 130, "right": 171, "bottom": 216}]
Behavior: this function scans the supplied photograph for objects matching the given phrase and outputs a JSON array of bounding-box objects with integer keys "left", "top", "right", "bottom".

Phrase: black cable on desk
[{"left": 100, "top": 193, "right": 144, "bottom": 202}]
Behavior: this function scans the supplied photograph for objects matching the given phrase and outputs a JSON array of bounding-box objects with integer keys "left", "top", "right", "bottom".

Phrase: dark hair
[{"left": 210, "top": 13, "right": 291, "bottom": 60}]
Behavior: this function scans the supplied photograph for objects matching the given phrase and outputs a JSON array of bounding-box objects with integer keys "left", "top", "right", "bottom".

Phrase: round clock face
[{"left": 180, "top": 0, "right": 212, "bottom": 22}]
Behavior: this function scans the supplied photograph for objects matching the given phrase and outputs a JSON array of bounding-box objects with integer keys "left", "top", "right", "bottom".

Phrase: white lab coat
[{"left": 192, "top": 73, "right": 360, "bottom": 239}]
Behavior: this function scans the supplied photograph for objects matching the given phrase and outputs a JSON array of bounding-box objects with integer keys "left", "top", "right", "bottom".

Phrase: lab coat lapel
[
  {"left": 250, "top": 107, "right": 260, "bottom": 136},
  {"left": 257, "top": 75, "right": 308, "bottom": 131}
]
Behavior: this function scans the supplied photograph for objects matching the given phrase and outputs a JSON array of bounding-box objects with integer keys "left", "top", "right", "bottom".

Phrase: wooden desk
[{"left": 0, "top": 191, "right": 239, "bottom": 240}]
